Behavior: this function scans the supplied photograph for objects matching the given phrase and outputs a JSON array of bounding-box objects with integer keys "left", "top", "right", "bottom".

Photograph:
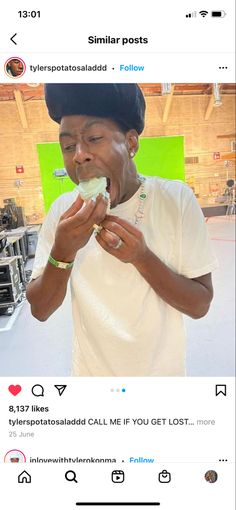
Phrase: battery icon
[{"left": 211, "top": 10, "right": 226, "bottom": 17}]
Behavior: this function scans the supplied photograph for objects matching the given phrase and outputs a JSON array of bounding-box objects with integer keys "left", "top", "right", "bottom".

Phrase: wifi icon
[{"left": 199, "top": 10, "right": 208, "bottom": 17}]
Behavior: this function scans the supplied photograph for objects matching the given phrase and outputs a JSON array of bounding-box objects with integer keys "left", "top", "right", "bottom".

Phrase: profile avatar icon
[
  {"left": 204, "top": 470, "right": 218, "bottom": 483},
  {"left": 4, "top": 449, "right": 26, "bottom": 463},
  {"left": 4, "top": 57, "right": 26, "bottom": 78}
]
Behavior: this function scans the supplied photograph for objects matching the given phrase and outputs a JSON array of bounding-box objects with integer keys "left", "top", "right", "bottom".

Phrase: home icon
[{"left": 18, "top": 471, "right": 31, "bottom": 483}]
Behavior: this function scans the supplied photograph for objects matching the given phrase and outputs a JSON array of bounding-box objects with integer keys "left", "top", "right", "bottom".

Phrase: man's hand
[
  {"left": 51, "top": 194, "right": 108, "bottom": 262},
  {"left": 96, "top": 215, "right": 213, "bottom": 320},
  {"left": 96, "top": 215, "right": 148, "bottom": 264}
]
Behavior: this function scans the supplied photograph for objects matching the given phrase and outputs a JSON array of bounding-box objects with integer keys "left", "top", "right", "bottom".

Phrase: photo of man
[
  {"left": 4, "top": 58, "right": 25, "bottom": 78},
  {"left": 26, "top": 84, "right": 218, "bottom": 376}
]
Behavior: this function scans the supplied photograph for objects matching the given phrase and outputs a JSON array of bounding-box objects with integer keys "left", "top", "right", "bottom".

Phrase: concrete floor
[
  {"left": 185, "top": 216, "right": 235, "bottom": 376},
  {"left": 0, "top": 216, "right": 235, "bottom": 377}
]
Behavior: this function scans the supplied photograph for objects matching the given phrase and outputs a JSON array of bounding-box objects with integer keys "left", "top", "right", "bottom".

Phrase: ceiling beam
[
  {"left": 13, "top": 89, "right": 28, "bottom": 128},
  {"left": 162, "top": 84, "right": 175, "bottom": 123}
]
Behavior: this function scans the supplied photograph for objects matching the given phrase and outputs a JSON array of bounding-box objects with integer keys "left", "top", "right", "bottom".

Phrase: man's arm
[
  {"left": 96, "top": 215, "right": 214, "bottom": 319},
  {"left": 133, "top": 249, "right": 213, "bottom": 319},
  {"left": 26, "top": 194, "right": 108, "bottom": 321},
  {"left": 26, "top": 261, "right": 73, "bottom": 322}
]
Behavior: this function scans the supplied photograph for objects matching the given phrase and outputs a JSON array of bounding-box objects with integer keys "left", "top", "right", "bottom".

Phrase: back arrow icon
[{"left": 10, "top": 33, "right": 17, "bottom": 45}]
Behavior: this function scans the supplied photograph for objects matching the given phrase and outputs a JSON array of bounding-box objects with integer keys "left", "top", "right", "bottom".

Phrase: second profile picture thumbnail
[
  {"left": 4, "top": 57, "right": 26, "bottom": 78},
  {"left": 4, "top": 449, "right": 26, "bottom": 463}
]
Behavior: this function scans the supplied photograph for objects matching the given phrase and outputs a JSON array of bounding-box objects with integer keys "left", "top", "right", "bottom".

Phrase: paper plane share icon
[{"left": 54, "top": 385, "right": 67, "bottom": 396}]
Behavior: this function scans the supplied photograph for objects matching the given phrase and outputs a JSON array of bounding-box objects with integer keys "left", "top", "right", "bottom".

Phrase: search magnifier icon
[{"left": 65, "top": 470, "right": 78, "bottom": 483}]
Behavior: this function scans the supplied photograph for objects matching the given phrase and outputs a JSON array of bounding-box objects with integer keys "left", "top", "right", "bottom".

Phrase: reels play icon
[{"left": 111, "top": 470, "right": 125, "bottom": 483}]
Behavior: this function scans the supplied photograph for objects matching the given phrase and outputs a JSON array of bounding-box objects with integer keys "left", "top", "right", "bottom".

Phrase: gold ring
[{"left": 93, "top": 223, "right": 103, "bottom": 234}]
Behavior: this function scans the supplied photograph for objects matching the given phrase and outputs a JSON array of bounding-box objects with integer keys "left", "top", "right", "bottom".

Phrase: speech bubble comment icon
[{"left": 31, "top": 384, "right": 44, "bottom": 397}]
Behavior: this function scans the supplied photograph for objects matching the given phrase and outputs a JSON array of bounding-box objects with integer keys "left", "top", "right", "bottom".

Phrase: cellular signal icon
[
  {"left": 199, "top": 10, "right": 208, "bottom": 17},
  {"left": 186, "top": 11, "right": 197, "bottom": 17}
]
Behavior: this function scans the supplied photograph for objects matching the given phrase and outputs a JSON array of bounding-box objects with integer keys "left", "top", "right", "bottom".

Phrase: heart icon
[{"left": 8, "top": 385, "right": 22, "bottom": 396}]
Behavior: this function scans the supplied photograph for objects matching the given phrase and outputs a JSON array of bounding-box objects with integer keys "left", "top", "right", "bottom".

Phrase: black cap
[{"left": 44, "top": 83, "right": 145, "bottom": 134}]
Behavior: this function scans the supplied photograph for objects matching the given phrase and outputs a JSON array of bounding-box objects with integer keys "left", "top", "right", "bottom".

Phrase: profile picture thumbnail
[
  {"left": 4, "top": 57, "right": 26, "bottom": 78},
  {"left": 4, "top": 449, "right": 26, "bottom": 463},
  {"left": 204, "top": 470, "right": 218, "bottom": 483}
]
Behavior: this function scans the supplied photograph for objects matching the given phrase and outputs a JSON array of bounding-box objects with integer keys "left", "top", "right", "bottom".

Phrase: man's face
[
  {"left": 8, "top": 59, "right": 24, "bottom": 76},
  {"left": 59, "top": 115, "right": 138, "bottom": 208}
]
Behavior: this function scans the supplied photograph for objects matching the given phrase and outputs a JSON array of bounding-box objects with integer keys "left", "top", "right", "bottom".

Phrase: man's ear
[{"left": 126, "top": 130, "right": 139, "bottom": 158}]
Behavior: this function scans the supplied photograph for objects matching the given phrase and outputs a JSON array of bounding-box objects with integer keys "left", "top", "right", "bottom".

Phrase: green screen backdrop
[
  {"left": 37, "top": 142, "right": 75, "bottom": 213},
  {"left": 37, "top": 136, "right": 185, "bottom": 213}
]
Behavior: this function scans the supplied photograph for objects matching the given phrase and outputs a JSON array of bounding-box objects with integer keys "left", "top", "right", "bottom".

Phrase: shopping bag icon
[{"left": 158, "top": 469, "right": 171, "bottom": 483}]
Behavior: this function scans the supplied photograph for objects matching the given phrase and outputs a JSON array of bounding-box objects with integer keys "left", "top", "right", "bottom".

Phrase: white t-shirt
[{"left": 31, "top": 176, "right": 218, "bottom": 376}]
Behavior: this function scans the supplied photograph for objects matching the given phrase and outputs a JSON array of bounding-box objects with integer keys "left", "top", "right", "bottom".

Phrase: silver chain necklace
[{"left": 134, "top": 174, "right": 147, "bottom": 225}]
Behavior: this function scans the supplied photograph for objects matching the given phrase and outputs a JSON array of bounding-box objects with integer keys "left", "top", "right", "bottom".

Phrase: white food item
[{"left": 78, "top": 177, "right": 107, "bottom": 200}]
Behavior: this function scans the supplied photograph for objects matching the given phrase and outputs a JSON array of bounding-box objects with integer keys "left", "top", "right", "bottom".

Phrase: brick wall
[{"left": 0, "top": 93, "right": 235, "bottom": 223}]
